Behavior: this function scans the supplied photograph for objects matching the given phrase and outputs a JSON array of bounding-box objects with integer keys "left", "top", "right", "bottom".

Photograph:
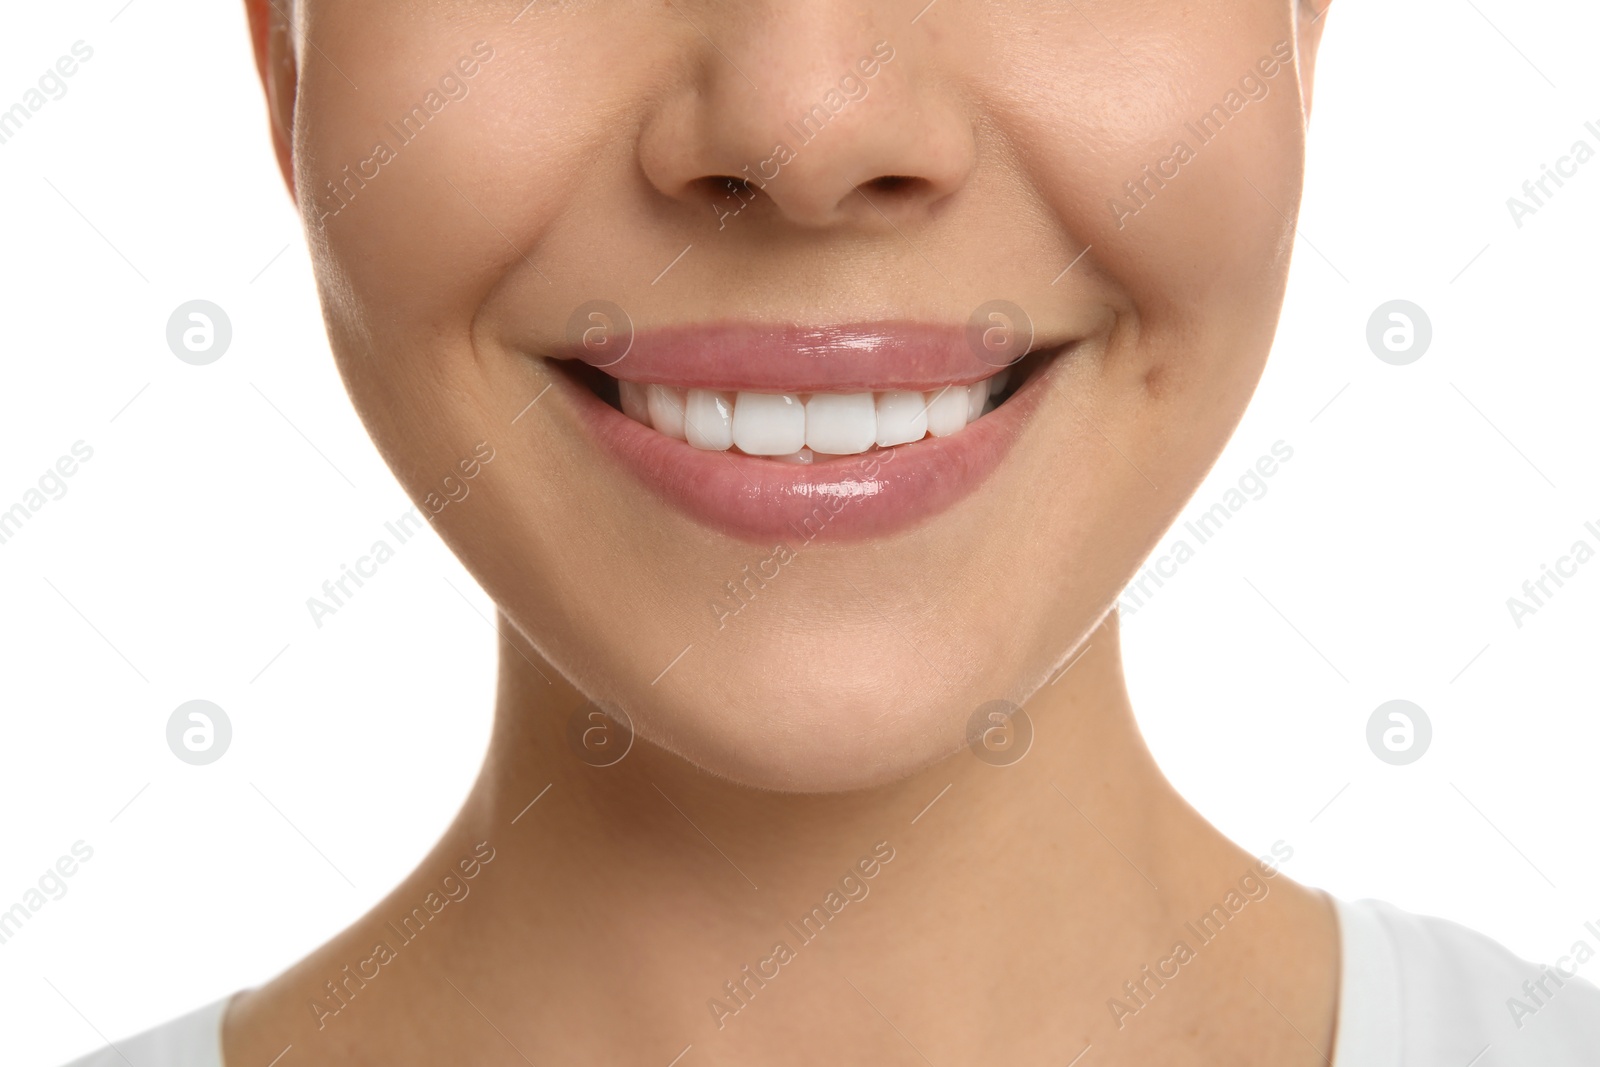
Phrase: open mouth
[
  {"left": 541, "top": 321, "right": 1072, "bottom": 543},
  {"left": 553, "top": 346, "right": 1050, "bottom": 465}
]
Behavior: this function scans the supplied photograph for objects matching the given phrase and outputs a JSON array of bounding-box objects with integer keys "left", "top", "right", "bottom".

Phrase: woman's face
[{"left": 257, "top": 0, "right": 1323, "bottom": 791}]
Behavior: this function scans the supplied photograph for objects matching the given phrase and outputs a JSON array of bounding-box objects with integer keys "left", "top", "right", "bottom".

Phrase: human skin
[{"left": 229, "top": 1, "right": 1337, "bottom": 1064}]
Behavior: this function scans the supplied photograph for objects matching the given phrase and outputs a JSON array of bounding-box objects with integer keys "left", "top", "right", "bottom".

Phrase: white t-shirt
[{"left": 59, "top": 897, "right": 1600, "bottom": 1066}]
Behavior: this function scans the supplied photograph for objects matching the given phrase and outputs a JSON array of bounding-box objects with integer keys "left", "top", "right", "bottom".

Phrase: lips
[
  {"left": 553, "top": 321, "right": 1027, "bottom": 392},
  {"left": 545, "top": 322, "right": 1067, "bottom": 544}
]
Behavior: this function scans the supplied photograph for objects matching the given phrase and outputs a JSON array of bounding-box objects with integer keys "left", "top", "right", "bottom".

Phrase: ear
[
  {"left": 245, "top": 0, "right": 297, "bottom": 198},
  {"left": 1296, "top": 1, "right": 1330, "bottom": 122}
]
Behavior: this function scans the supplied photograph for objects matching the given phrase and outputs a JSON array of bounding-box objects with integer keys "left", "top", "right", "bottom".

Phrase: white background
[{"left": 2, "top": 1, "right": 1597, "bottom": 1063}]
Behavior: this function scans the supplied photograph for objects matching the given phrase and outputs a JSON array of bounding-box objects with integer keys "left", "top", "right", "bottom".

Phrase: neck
[
  {"left": 473, "top": 610, "right": 1163, "bottom": 864},
  {"left": 230, "top": 612, "right": 1339, "bottom": 1065}
]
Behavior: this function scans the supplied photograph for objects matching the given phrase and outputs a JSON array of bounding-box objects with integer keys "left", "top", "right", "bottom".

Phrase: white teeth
[
  {"left": 805, "top": 392, "right": 878, "bottom": 455},
  {"left": 732, "top": 392, "right": 806, "bottom": 455},
  {"left": 875, "top": 391, "right": 929, "bottom": 447},
  {"left": 925, "top": 385, "right": 969, "bottom": 438},
  {"left": 966, "top": 380, "right": 989, "bottom": 423},
  {"left": 684, "top": 388, "right": 735, "bottom": 450},
  {"left": 619, "top": 380, "right": 651, "bottom": 425},
  {"left": 618, "top": 369, "right": 1017, "bottom": 455},
  {"left": 647, "top": 384, "right": 688, "bottom": 440}
]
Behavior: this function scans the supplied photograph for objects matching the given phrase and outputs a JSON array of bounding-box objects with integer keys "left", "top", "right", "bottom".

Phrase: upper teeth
[{"left": 616, "top": 373, "right": 1011, "bottom": 460}]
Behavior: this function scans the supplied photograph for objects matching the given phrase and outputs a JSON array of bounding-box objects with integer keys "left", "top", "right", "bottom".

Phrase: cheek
[
  {"left": 991, "top": 18, "right": 1301, "bottom": 465},
  {"left": 296, "top": 11, "right": 627, "bottom": 350},
  {"left": 295, "top": 12, "right": 628, "bottom": 502},
  {"left": 991, "top": 13, "right": 1302, "bottom": 319}
]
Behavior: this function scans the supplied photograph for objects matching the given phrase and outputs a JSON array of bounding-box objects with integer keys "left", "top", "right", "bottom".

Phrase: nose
[{"left": 638, "top": 8, "right": 976, "bottom": 230}]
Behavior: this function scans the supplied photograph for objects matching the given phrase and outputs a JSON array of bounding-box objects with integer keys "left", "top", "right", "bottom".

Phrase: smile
[
  {"left": 607, "top": 368, "right": 1014, "bottom": 461},
  {"left": 546, "top": 322, "right": 1071, "bottom": 543}
]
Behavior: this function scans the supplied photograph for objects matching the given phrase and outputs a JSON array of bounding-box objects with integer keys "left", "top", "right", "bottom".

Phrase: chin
[
  {"left": 639, "top": 695, "right": 971, "bottom": 794},
  {"left": 610, "top": 632, "right": 1026, "bottom": 793}
]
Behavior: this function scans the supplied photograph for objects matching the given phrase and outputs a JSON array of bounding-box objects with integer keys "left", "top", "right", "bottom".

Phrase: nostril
[
  {"left": 692, "top": 175, "right": 764, "bottom": 224},
  {"left": 699, "top": 175, "right": 759, "bottom": 202},
  {"left": 686, "top": 171, "right": 936, "bottom": 227},
  {"left": 862, "top": 175, "right": 920, "bottom": 196}
]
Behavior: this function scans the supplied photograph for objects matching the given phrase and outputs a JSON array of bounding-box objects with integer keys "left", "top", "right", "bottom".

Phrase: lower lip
[{"left": 552, "top": 357, "right": 1058, "bottom": 544}]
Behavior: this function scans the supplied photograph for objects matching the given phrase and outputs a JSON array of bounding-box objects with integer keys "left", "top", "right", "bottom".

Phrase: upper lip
[{"left": 548, "top": 320, "right": 1064, "bottom": 393}]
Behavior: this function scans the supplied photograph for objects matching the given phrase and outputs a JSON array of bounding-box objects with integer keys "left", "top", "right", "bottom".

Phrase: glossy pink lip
[
  {"left": 549, "top": 325, "right": 1064, "bottom": 544},
  {"left": 553, "top": 320, "right": 1026, "bottom": 392}
]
